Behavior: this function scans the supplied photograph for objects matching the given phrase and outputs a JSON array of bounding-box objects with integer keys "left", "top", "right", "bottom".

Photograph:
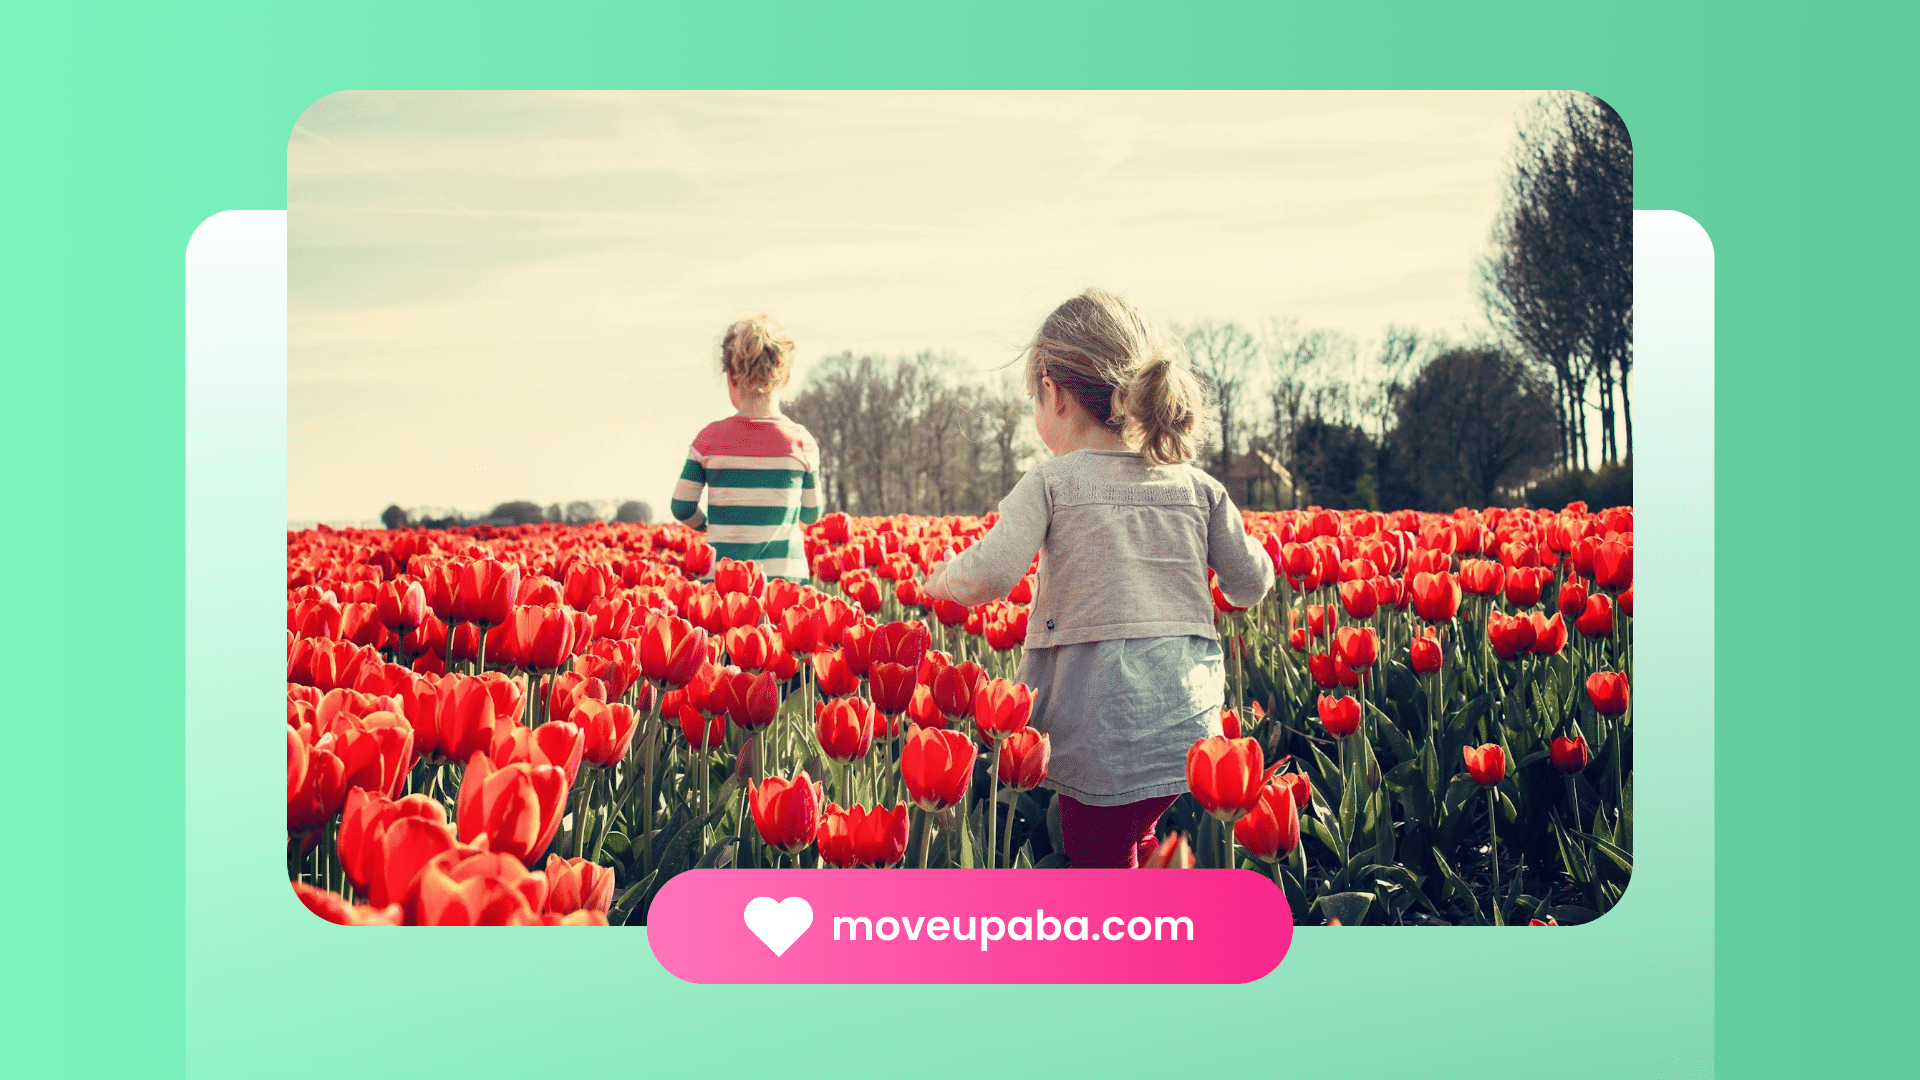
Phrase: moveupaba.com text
[{"left": 830, "top": 910, "right": 1195, "bottom": 951}]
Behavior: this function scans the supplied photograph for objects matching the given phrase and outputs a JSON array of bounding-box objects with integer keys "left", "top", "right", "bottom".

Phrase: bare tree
[{"left": 1180, "top": 320, "right": 1258, "bottom": 476}]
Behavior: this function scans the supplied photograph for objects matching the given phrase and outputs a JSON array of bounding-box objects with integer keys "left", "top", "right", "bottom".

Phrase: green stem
[
  {"left": 1001, "top": 785, "right": 1019, "bottom": 866},
  {"left": 986, "top": 752, "right": 1000, "bottom": 870},
  {"left": 918, "top": 807, "right": 935, "bottom": 869},
  {"left": 1488, "top": 788, "right": 1503, "bottom": 926}
]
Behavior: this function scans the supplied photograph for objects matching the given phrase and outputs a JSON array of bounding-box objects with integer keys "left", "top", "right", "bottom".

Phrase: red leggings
[{"left": 1055, "top": 793, "right": 1180, "bottom": 868}]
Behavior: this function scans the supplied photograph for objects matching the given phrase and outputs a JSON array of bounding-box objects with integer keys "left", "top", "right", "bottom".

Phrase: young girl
[
  {"left": 924, "top": 289, "right": 1275, "bottom": 868},
  {"left": 669, "top": 314, "right": 822, "bottom": 583}
]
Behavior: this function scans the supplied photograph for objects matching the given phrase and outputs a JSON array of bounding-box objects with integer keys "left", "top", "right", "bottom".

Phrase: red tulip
[
  {"left": 872, "top": 620, "right": 933, "bottom": 669},
  {"left": 1460, "top": 559, "right": 1505, "bottom": 597},
  {"left": 1529, "top": 612, "right": 1568, "bottom": 656},
  {"left": 817, "top": 698, "right": 878, "bottom": 762},
  {"left": 543, "top": 854, "right": 615, "bottom": 916},
  {"left": 931, "top": 660, "right": 987, "bottom": 720},
  {"left": 338, "top": 602, "right": 387, "bottom": 649},
  {"left": 337, "top": 787, "right": 447, "bottom": 900},
  {"left": 810, "top": 648, "right": 862, "bottom": 698},
  {"left": 906, "top": 684, "right": 946, "bottom": 728},
  {"left": 455, "top": 752, "right": 569, "bottom": 864},
  {"left": 1411, "top": 572, "right": 1462, "bottom": 623},
  {"left": 868, "top": 661, "right": 918, "bottom": 716},
  {"left": 1463, "top": 743, "right": 1506, "bottom": 786},
  {"left": 724, "top": 624, "right": 772, "bottom": 672},
  {"left": 1288, "top": 627, "right": 1309, "bottom": 652},
  {"left": 816, "top": 803, "right": 859, "bottom": 867},
  {"left": 1585, "top": 671, "right": 1630, "bottom": 715},
  {"left": 846, "top": 575, "right": 882, "bottom": 613},
  {"left": 1234, "top": 782, "right": 1300, "bottom": 863},
  {"left": 1410, "top": 631, "right": 1443, "bottom": 675},
  {"left": 1218, "top": 707, "right": 1241, "bottom": 740},
  {"left": 901, "top": 726, "right": 974, "bottom": 811},
  {"left": 682, "top": 541, "right": 715, "bottom": 577},
  {"left": 1184, "top": 736, "right": 1267, "bottom": 823},
  {"left": 488, "top": 719, "right": 585, "bottom": 787},
  {"left": 931, "top": 597, "right": 969, "bottom": 627},
  {"left": 287, "top": 734, "right": 348, "bottom": 833},
  {"left": 452, "top": 558, "right": 520, "bottom": 626},
  {"left": 1574, "top": 592, "right": 1615, "bottom": 637},
  {"left": 639, "top": 615, "right": 708, "bottom": 687},
  {"left": 1556, "top": 575, "right": 1590, "bottom": 620},
  {"left": 849, "top": 803, "right": 912, "bottom": 867},
  {"left": 320, "top": 709, "right": 415, "bottom": 799},
  {"left": 562, "top": 562, "right": 614, "bottom": 611},
  {"left": 368, "top": 814, "right": 459, "bottom": 912},
  {"left": 676, "top": 700, "right": 727, "bottom": 752},
  {"left": 1487, "top": 612, "right": 1538, "bottom": 660},
  {"left": 293, "top": 881, "right": 403, "bottom": 926},
  {"left": 1595, "top": 540, "right": 1632, "bottom": 589},
  {"left": 432, "top": 674, "right": 517, "bottom": 763},
  {"left": 996, "top": 728, "right": 1051, "bottom": 791},
  {"left": 973, "top": 678, "right": 1034, "bottom": 740},
  {"left": 750, "top": 771, "right": 824, "bottom": 855},
  {"left": 1273, "top": 770, "right": 1312, "bottom": 814},
  {"left": 1550, "top": 735, "right": 1589, "bottom": 774},
  {"left": 1619, "top": 587, "right": 1633, "bottom": 616},
  {"left": 721, "top": 668, "right": 781, "bottom": 731},
  {"left": 1336, "top": 626, "right": 1378, "bottom": 669},
  {"left": 412, "top": 848, "right": 548, "bottom": 926},
  {"left": 1504, "top": 566, "right": 1551, "bottom": 608},
  {"left": 714, "top": 556, "right": 766, "bottom": 599},
  {"left": 1308, "top": 651, "right": 1359, "bottom": 689},
  {"left": 840, "top": 621, "right": 877, "bottom": 677},
  {"left": 571, "top": 699, "right": 638, "bottom": 767},
  {"left": 1338, "top": 578, "right": 1378, "bottom": 619},
  {"left": 1316, "top": 693, "right": 1362, "bottom": 738},
  {"left": 778, "top": 605, "right": 825, "bottom": 656}
]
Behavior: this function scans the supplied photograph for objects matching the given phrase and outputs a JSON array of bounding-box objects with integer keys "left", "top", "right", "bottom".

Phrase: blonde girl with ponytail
[{"left": 925, "top": 288, "right": 1275, "bottom": 867}]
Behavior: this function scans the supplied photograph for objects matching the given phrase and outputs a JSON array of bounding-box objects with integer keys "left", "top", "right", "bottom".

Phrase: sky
[{"left": 289, "top": 90, "right": 1541, "bottom": 526}]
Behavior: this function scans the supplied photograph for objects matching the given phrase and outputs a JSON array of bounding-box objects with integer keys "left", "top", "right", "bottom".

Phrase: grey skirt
[{"left": 1016, "top": 635, "right": 1227, "bottom": 807}]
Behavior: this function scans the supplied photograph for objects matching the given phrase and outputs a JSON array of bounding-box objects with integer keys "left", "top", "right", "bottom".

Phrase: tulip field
[{"left": 288, "top": 503, "right": 1631, "bottom": 927}]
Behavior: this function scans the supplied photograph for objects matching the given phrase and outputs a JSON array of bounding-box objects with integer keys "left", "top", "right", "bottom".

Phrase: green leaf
[
  {"left": 695, "top": 838, "right": 736, "bottom": 869},
  {"left": 1571, "top": 829, "right": 1634, "bottom": 874},
  {"left": 1373, "top": 788, "right": 1396, "bottom": 864},
  {"left": 1307, "top": 815, "right": 1346, "bottom": 862},
  {"left": 1499, "top": 789, "right": 1518, "bottom": 824},
  {"left": 1034, "top": 852, "right": 1072, "bottom": 869},
  {"left": 1374, "top": 703, "right": 1416, "bottom": 762},
  {"left": 1315, "top": 891, "right": 1374, "bottom": 926},
  {"left": 1310, "top": 744, "right": 1343, "bottom": 806},
  {"left": 1382, "top": 760, "right": 1419, "bottom": 794}
]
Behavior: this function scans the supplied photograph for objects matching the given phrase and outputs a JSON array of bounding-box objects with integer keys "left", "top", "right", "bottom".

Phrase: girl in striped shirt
[{"left": 669, "top": 314, "right": 822, "bottom": 582}]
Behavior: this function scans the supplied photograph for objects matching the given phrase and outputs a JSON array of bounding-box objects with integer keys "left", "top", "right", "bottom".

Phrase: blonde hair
[
  {"left": 1024, "top": 288, "right": 1210, "bottom": 466},
  {"left": 720, "top": 314, "right": 796, "bottom": 393}
]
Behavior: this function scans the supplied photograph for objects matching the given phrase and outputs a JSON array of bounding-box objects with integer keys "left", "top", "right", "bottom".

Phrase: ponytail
[
  {"left": 1116, "top": 345, "right": 1206, "bottom": 466},
  {"left": 1025, "top": 289, "right": 1212, "bottom": 466}
]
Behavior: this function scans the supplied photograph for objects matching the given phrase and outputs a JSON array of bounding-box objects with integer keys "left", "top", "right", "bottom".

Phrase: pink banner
[{"left": 647, "top": 869, "right": 1294, "bottom": 983}]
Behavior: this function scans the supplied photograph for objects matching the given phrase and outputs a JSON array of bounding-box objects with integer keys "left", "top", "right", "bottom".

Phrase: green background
[{"left": 8, "top": 2, "right": 1906, "bottom": 1076}]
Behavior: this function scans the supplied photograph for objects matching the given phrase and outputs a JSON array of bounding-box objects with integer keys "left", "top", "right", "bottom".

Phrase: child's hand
[{"left": 923, "top": 561, "right": 950, "bottom": 601}]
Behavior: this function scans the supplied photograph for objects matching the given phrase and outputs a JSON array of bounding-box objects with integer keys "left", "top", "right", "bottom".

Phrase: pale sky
[{"left": 289, "top": 90, "right": 1540, "bottom": 525}]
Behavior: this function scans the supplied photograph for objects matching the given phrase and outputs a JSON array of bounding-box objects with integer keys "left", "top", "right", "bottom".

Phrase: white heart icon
[{"left": 742, "top": 896, "right": 813, "bottom": 957}]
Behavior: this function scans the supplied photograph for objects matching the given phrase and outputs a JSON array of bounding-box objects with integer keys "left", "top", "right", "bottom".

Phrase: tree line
[
  {"left": 778, "top": 90, "right": 1630, "bottom": 515},
  {"left": 381, "top": 499, "right": 653, "bottom": 530}
]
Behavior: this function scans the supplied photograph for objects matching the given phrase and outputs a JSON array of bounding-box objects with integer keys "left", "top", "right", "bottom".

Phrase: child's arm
[
  {"left": 668, "top": 446, "right": 708, "bottom": 531},
  {"left": 925, "top": 471, "right": 1048, "bottom": 606},
  {"left": 799, "top": 449, "right": 822, "bottom": 526},
  {"left": 1208, "top": 489, "right": 1275, "bottom": 609}
]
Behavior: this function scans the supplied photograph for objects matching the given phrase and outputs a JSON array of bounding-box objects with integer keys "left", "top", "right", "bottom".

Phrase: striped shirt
[{"left": 669, "top": 414, "right": 822, "bottom": 581}]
